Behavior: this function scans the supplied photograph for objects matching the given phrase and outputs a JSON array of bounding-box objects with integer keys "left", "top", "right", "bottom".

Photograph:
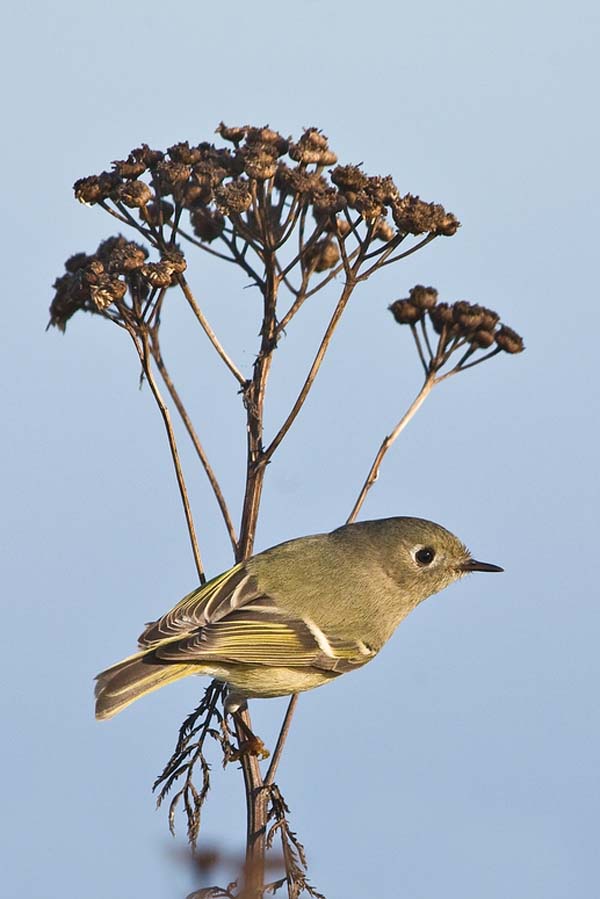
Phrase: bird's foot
[
  {"left": 223, "top": 711, "right": 270, "bottom": 761},
  {"left": 229, "top": 734, "right": 270, "bottom": 761}
]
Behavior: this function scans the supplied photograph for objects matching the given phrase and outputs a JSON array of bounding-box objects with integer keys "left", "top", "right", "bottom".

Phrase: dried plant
[{"left": 49, "top": 123, "right": 523, "bottom": 898}]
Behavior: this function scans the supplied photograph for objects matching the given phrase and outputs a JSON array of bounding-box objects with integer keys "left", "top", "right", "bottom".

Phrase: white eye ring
[{"left": 412, "top": 545, "right": 436, "bottom": 566}]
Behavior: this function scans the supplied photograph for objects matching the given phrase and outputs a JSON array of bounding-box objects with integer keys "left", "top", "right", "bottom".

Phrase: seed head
[
  {"left": 112, "top": 154, "right": 148, "bottom": 179},
  {"left": 389, "top": 299, "right": 423, "bottom": 325},
  {"left": 372, "top": 218, "right": 395, "bottom": 242},
  {"left": 140, "top": 262, "right": 175, "bottom": 288},
  {"left": 143, "top": 200, "right": 174, "bottom": 226},
  {"left": 391, "top": 194, "right": 459, "bottom": 236},
  {"left": 215, "top": 180, "right": 253, "bottom": 215},
  {"left": 429, "top": 302, "right": 457, "bottom": 335},
  {"left": 331, "top": 165, "right": 369, "bottom": 194},
  {"left": 409, "top": 285, "right": 438, "bottom": 310},
  {"left": 89, "top": 276, "right": 127, "bottom": 311},
  {"left": 114, "top": 180, "right": 153, "bottom": 209},
  {"left": 452, "top": 301, "right": 485, "bottom": 332},
  {"left": 289, "top": 128, "right": 337, "bottom": 166},
  {"left": 190, "top": 207, "right": 226, "bottom": 242},
  {"left": 469, "top": 329, "right": 496, "bottom": 348},
  {"left": 495, "top": 325, "right": 524, "bottom": 354},
  {"left": 167, "top": 141, "right": 204, "bottom": 165},
  {"left": 74, "top": 172, "right": 120, "bottom": 205},
  {"left": 304, "top": 238, "right": 340, "bottom": 273}
]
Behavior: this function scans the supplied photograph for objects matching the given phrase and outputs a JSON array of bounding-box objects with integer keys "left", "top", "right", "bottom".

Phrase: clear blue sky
[{"left": 3, "top": 1, "right": 599, "bottom": 897}]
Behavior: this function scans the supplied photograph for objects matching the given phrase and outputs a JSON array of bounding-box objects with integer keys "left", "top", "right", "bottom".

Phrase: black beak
[{"left": 461, "top": 558, "right": 504, "bottom": 573}]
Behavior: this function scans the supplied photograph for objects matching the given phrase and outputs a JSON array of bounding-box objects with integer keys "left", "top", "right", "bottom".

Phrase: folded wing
[{"left": 138, "top": 565, "right": 373, "bottom": 674}]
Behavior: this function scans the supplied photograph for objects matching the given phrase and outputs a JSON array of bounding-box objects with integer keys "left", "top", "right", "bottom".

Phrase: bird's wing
[
  {"left": 138, "top": 565, "right": 373, "bottom": 673},
  {"left": 138, "top": 564, "right": 256, "bottom": 648}
]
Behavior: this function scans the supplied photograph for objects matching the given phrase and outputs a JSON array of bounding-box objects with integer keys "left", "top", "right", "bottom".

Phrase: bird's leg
[{"left": 224, "top": 691, "right": 270, "bottom": 761}]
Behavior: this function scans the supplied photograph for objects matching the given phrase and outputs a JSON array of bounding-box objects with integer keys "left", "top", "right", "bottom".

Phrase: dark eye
[{"left": 415, "top": 547, "right": 436, "bottom": 565}]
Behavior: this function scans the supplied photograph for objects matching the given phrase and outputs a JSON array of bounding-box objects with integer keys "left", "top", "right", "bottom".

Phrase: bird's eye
[{"left": 415, "top": 547, "right": 436, "bottom": 565}]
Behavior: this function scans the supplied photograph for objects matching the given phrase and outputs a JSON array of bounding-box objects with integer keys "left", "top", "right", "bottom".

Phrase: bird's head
[{"left": 370, "top": 516, "right": 503, "bottom": 601}]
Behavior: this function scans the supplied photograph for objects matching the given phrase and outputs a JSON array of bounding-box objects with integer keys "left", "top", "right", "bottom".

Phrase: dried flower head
[
  {"left": 112, "top": 154, "right": 148, "bottom": 180},
  {"left": 330, "top": 165, "right": 369, "bottom": 194},
  {"left": 89, "top": 276, "right": 127, "bottom": 311},
  {"left": 190, "top": 207, "right": 226, "bottom": 242},
  {"left": 429, "top": 302, "right": 457, "bottom": 335},
  {"left": 192, "top": 159, "right": 230, "bottom": 192},
  {"left": 140, "top": 262, "right": 175, "bottom": 288},
  {"left": 83, "top": 258, "right": 105, "bottom": 283},
  {"left": 161, "top": 249, "right": 187, "bottom": 274},
  {"left": 304, "top": 238, "right": 340, "bottom": 273},
  {"left": 167, "top": 141, "right": 204, "bottom": 165},
  {"left": 391, "top": 194, "right": 459, "bottom": 236},
  {"left": 469, "top": 329, "right": 496, "bottom": 348},
  {"left": 389, "top": 299, "right": 423, "bottom": 325},
  {"left": 143, "top": 199, "right": 175, "bottom": 226},
  {"left": 372, "top": 218, "right": 395, "bottom": 242},
  {"left": 64, "top": 252, "right": 91, "bottom": 273},
  {"left": 478, "top": 307, "right": 500, "bottom": 331},
  {"left": 49, "top": 274, "right": 85, "bottom": 331},
  {"left": 74, "top": 172, "right": 121, "bottom": 205},
  {"left": 495, "top": 325, "right": 524, "bottom": 353},
  {"left": 215, "top": 180, "right": 253, "bottom": 215},
  {"left": 452, "top": 301, "right": 486, "bottom": 332},
  {"left": 154, "top": 161, "right": 192, "bottom": 195},
  {"left": 215, "top": 122, "right": 248, "bottom": 144},
  {"left": 409, "top": 285, "right": 438, "bottom": 310},
  {"left": 240, "top": 144, "right": 279, "bottom": 180},
  {"left": 107, "top": 242, "right": 148, "bottom": 273},
  {"left": 114, "top": 180, "right": 153, "bottom": 209},
  {"left": 245, "top": 126, "right": 288, "bottom": 156},
  {"left": 289, "top": 128, "right": 337, "bottom": 166},
  {"left": 277, "top": 167, "right": 328, "bottom": 200},
  {"left": 133, "top": 144, "right": 164, "bottom": 168}
]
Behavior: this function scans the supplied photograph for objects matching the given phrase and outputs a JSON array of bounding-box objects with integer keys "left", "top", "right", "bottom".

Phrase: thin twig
[
  {"left": 129, "top": 327, "right": 205, "bottom": 583},
  {"left": 264, "top": 280, "right": 356, "bottom": 461},
  {"left": 177, "top": 227, "right": 240, "bottom": 262},
  {"left": 149, "top": 330, "right": 239, "bottom": 555},
  {"left": 177, "top": 275, "right": 247, "bottom": 386},
  {"left": 420, "top": 317, "right": 434, "bottom": 360},
  {"left": 221, "top": 233, "right": 266, "bottom": 289},
  {"left": 359, "top": 232, "right": 438, "bottom": 279},
  {"left": 434, "top": 345, "right": 502, "bottom": 381},
  {"left": 265, "top": 695, "right": 299, "bottom": 787},
  {"left": 347, "top": 374, "right": 437, "bottom": 524},
  {"left": 410, "top": 324, "right": 430, "bottom": 375}
]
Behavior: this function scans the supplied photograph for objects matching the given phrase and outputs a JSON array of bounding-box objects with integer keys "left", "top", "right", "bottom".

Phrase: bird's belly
[{"left": 201, "top": 663, "right": 339, "bottom": 699}]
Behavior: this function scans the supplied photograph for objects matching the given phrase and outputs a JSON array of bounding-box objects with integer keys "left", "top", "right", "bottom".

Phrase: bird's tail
[{"left": 94, "top": 653, "right": 202, "bottom": 720}]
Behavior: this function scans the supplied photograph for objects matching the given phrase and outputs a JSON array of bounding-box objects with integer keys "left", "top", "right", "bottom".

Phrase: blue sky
[{"left": 3, "top": 1, "right": 599, "bottom": 897}]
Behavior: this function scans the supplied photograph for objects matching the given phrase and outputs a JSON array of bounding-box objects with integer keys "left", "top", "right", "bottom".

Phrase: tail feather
[{"left": 95, "top": 653, "right": 202, "bottom": 720}]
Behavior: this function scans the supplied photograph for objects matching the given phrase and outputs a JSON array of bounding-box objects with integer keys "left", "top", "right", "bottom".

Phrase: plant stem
[
  {"left": 177, "top": 275, "right": 247, "bottom": 386},
  {"left": 265, "top": 695, "right": 299, "bottom": 787},
  {"left": 236, "top": 253, "right": 281, "bottom": 897},
  {"left": 264, "top": 279, "right": 355, "bottom": 461},
  {"left": 347, "top": 374, "right": 437, "bottom": 525},
  {"left": 149, "top": 330, "right": 239, "bottom": 556},
  {"left": 135, "top": 329, "right": 206, "bottom": 583}
]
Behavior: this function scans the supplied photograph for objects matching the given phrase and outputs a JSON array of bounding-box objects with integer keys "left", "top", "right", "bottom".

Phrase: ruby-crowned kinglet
[{"left": 95, "top": 517, "right": 502, "bottom": 719}]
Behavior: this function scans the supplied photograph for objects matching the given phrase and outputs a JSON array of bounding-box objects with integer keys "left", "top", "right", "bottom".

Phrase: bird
[{"left": 95, "top": 516, "right": 502, "bottom": 721}]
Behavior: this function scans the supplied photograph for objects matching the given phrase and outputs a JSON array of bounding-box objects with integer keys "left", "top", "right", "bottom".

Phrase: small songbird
[{"left": 95, "top": 516, "right": 503, "bottom": 720}]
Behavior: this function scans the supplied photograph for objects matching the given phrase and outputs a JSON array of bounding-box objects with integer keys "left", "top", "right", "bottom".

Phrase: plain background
[{"left": 3, "top": 1, "right": 599, "bottom": 897}]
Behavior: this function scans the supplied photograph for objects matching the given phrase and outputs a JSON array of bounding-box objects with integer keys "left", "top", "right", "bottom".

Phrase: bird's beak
[{"left": 461, "top": 558, "right": 504, "bottom": 573}]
